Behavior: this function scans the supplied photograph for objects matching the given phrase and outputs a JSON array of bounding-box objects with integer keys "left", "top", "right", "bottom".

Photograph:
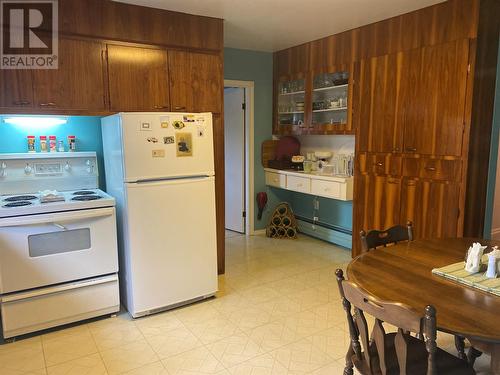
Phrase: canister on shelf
[
  {"left": 58, "top": 140, "right": 65, "bottom": 152},
  {"left": 27, "top": 135, "right": 36, "bottom": 153},
  {"left": 40, "top": 136, "right": 48, "bottom": 152},
  {"left": 68, "top": 135, "right": 76, "bottom": 152},
  {"left": 49, "top": 135, "right": 57, "bottom": 152}
]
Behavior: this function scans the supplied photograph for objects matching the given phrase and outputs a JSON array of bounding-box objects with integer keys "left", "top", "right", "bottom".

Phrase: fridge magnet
[
  {"left": 173, "top": 121, "right": 185, "bottom": 130},
  {"left": 197, "top": 127, "right": 205, "bottom": 137},
  {"left": 176, "top": 133, "right": 193, "bottom": 157},
  {"left": 147, "top": 137, "right": 158, "bottom": 143},
  {"left": 183, "top": 115, "right": 195, "bottom": 123},
  {"left": 164, "top": 136, "right": 175, "bottom": 144},
  {"left": 160, "top": 116, "right": 169, "bottom": 128}
]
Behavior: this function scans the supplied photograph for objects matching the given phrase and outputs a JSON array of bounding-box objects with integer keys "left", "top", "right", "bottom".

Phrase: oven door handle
[
  {"left": 0, "top": 207, "right": 115, "bottom": 228},
  {"left": 53, "top": 223, "right": 68, "bottom": 231}
]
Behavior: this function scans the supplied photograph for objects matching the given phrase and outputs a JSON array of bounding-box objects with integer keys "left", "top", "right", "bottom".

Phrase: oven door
[{"left": 0, "top": 207, "right": 118, "bottom": 294}]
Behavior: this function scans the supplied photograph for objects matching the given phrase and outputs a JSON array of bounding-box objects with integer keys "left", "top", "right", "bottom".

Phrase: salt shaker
[{"left": 486, "top": 247, "right": 500, "bottom": 278}]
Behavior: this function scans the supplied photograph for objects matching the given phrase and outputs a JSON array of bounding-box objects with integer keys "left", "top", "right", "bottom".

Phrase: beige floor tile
[
  {"left": 121, "top": 361, "right": 168, "bottom": 375},
  {"left": 247, "top": 320, "right": 303, "bottom": 352},
  {"left": 305, "top": 327, "right": 350, "bottom": 360},
  {"left": 46, "top": 353, "right": 107, "bottom": 375},
  {"left": 89, "top": 318, "right": 144, "bottom": 351},
  {"left": 174, "top": 304, "right": 223, "bottom": 326},
  {"left": 309, "top": 359, "right": 347, "bottom": 375},
  {"left": 184, "top": 314, "right": 241, "bottom": 344},
  {"left": 206, "top": 331, "right": 265, "bottom": 368},
  {"left": 42, "top": 326, "right": 98, "bottom": 367},
  {"left": 146, "top": 325, "right": 203, "bottom": 359},
  {"left": 287, "top": 287, "right": 330, "bottom": 311},
  {"left": 309, "top": 302, "right": 347, "bottom": 328},
  {"left": 99, "top": 339, "right": 159, "bottom": 375},
  {"left": 0, "top": 337, "right": 46, "bottom": 373},
  {"left": 225, "top": 353, "right": 289, "bottom": 375},
  {"left": 161, "top": 347, "right": 226, "bottom": 375},
  {"left": 226, "top": 305, "right": 275, "bottom": 331},
  {"left": 282, "top": 310, "right": 330, "bottom": 338},
  {"left": 255, "top": 297, "right": 302, "bottom": 321},
  {"left": 269, "top": 338, "right": 333, "bottom": 374},
  {"left": 135, "top": 313, "right": 184, "bottom": 338},
  {"left": 238, "top": 286, "right": 282, "bottom": 305},
  {"left": 211, "top": 294, "right": 252, "bottom": 316}
]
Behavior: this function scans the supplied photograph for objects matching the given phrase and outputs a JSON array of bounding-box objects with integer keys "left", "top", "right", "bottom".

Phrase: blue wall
[
  {"left": 224, "top": 48, "right": 280, "bottom": 230},
  {"left": 0, "top": 115, "right": 105, "bottom": 188},
  {"left": 484, "top": 39, "right": 500, "bottom": 238}
]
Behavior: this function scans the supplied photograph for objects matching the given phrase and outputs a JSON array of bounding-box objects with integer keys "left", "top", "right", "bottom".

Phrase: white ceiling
[{"left": 115, "top": 0, "right": 445, "bottom": 52}]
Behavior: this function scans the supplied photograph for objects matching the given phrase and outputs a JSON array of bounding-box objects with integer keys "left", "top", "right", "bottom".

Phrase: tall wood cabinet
[{"left": 273, "top": 0, "right": 500, "bottom": 256}]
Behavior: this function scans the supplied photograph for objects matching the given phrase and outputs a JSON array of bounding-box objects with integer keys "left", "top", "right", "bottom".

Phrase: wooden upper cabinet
[
  {"left": 403, "top": 39, "right": 470, "bottom": 156},
  {"left": 0, "top": 70, "right": 33, "bottom": 109},
  {"left": 168, "top": 51, "right": 222, "bottom": 113},
  {"left": 356, "top": 52, "right": 407, "bottom": 153},
  {"left": 107, "top": 45, "right": 170, "bottom": 112},
  {"left": 33, "top": 37, "right": 106, "bottom": 111}
]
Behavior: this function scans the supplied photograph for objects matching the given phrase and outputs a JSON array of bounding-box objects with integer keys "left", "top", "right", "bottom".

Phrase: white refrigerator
[{"left": 101, "top": 112, "right": 218, "bottom": 318}]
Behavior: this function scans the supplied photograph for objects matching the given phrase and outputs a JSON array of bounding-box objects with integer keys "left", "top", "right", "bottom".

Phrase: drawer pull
[
  {"left": 425, "top": 167, "right": 436, "bottom": 172},
  {"left": 405, "top": 147, "right": 417, "bottom": 152},
  {"left": 12, "top": 100, "right": 30, "bottom": 106},
  {"left": 39, "top": 102, "right": 56, "bottom": 107},
  {"left": 174, "top": 106, "right": 186, "bottom": 111},
  {"left": 387, "top": 180, "right": 400, "bottom": 185},
  {"left": 153, "top": 105, "right": 169, "bottom": 110},
  {"left": 392, "top": 148, "right": 400, "bottom": 152},
  {"left": 374, "top": 162, "right": 384, "bottom": 167}
]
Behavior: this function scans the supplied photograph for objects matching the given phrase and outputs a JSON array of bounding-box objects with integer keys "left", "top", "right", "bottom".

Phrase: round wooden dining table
[{"left": 347, "top": 237, "right": 500, "bottom": 374}]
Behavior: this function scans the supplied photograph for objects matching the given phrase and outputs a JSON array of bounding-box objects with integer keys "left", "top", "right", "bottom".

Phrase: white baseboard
[{"left": 251, "top": 229, "right": 266, "bottom": 236}]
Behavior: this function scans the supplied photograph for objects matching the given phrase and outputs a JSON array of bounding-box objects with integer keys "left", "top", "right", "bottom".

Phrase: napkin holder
[{"left": 465, "top": 242, "right": 487, "bottom": 274}]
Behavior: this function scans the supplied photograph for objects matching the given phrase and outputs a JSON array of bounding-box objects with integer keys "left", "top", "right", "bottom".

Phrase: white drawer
[
  {"left": 311, "top": 179, "right": 342, "bottom": 199},
  {"left": 265, "top": 171, "right": 286, "bottom": 188},
  {"left": 1, "top": 275, "right": 120, "bottom": 338},
  {"left": 286, "top": 175, "right": 310, "bottom": 193}
]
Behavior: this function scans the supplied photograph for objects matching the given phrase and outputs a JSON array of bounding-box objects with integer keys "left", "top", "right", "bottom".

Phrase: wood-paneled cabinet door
[
  {"left": 168, "top": 51, "right": 222, "bottom": 113},
  {"left": 400, "top": 178, "right": 460, "bottom": 239},
  {"left": 33, "top": 37, "right": 106, "bottom": 111},
  {"left": 356, "top": 173, "right": 402, "bottom": 233},
  {"left": 402, "top": 39, "right": 469, "bottom": 156},
  {"left": 355, "top": 52, "right": 407, "bottom": 153},
  {"left": 107, "top": 45, "right": 170, "bottom": 112},
  {"left": 0, "top": 70, "right": 34, "bottom": 109}
]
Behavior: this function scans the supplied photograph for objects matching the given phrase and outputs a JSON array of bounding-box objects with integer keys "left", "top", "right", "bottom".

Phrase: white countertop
[{"left": 264, "top": 168, "right": 353, "bottom": 183}]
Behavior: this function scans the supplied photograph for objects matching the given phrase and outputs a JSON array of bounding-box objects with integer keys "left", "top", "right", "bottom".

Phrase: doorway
[{"left": 224, "top": 80, "right": 254, "bottom": 235}]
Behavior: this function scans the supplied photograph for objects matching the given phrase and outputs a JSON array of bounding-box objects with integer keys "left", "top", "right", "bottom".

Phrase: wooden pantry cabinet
[{"left": 274, "top": 0, "right": 500, "bottom": 256}]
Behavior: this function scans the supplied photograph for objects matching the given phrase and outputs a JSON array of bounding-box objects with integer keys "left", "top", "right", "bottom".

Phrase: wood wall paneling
[
  {"left": 107, "top": 44, "right": 170, "bottom": 112},
  {"left": 212, "top": 113, "right": 225, "bottom": 274},
  {"left": 168, "top": 51, "right": 222, "bottom": 113}
]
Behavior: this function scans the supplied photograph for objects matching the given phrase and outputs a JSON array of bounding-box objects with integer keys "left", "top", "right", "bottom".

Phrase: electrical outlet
[
  {"left": 314, "top": 200, "right": 319, "bottom": 210},
  {"left": 313, "top": 216, "right": 319, "bottom": 222}
]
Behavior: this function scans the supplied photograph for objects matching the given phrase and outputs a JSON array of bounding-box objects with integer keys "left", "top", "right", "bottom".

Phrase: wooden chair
[
  {"left": 335, "top": 269, "right": 475, "bottom": 375},
  {"left": 360, "top": 221, "right": 413, "bottom": 253}
]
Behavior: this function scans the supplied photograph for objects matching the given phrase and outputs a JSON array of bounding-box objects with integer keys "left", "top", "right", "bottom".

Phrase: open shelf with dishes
[{"left": 274, "top": 64, "right": 353, "bottom": 135}]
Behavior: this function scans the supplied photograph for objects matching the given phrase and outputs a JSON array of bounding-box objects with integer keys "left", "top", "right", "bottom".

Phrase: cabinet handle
[
  {"left": 12, "top": 100, "right": 30, "bottom": 106},
  {"left": 392, "top": 147, "right": 400, "bottom": 152},
  {"left": 39, "top": 102, "right": 56, "bottom": 107},
  {"left": 405, "top": 147, "right": 417, "bottom": 152},
  {"left": 374, "top": 162, "right": 384, "bottom": 167},
  {"left": 424, "top": 167, "right": 436, "bottom": 171},
  {"left": 153, "top": 105, "right": 169, "bottom": 110},
  {"left": 387, "top": 180, "right": 400, "bottom": 185},
  {"left": 174, "top": 106, "right": 186, "bottom": 111}
]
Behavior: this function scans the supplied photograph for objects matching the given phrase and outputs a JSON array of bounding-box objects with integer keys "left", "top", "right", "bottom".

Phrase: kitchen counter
[{"left": 264, "top": 168, "right": 353, "bottom": 201}]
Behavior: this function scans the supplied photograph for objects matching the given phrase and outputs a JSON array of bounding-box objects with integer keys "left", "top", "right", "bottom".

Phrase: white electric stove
[{"left": 0, "top": 152, "right": 120, "bottom": 339}]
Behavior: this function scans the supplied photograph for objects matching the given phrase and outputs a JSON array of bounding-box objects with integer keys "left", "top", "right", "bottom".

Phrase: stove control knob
[
  {"left": 0, "top": 162, "right": 6, "bottom": 177},
  {"left": 86, "top": 160, "right": 91, "bottom": 166},
  {"left": 24, "top": 164, "right": 32, "bottom": 175},
  {"left": 64, "top": 162, "right": 71, "bottom": 171}
]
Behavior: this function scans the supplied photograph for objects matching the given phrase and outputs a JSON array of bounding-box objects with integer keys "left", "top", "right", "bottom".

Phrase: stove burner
[
  {"left": 71, "top": 195, "right": 102, "bottom": 201},
  {"left": 3, "top": 201, "right": 33, "bottom": 208},
  {"left": 72, "top": 191, "right": 96, "bottom": 196},
  {"left": 4, "top": 195, "right": 37, "bottom": 202}
]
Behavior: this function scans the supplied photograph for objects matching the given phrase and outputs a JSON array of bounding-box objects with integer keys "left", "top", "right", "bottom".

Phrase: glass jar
[
  {"left": 68, "top": 135, "right": 76, "bottom": 152},
  {"left": 49, "top": 135, "right": 57, "bottom": 152},
  {"left": 40, "top": 136, "right": 48, "bottom": 152},
  {"left": 27, "top": 136, "right": 36, "bottom": 153}
]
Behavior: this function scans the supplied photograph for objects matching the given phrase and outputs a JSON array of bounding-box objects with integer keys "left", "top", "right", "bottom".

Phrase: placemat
[{"left": 432, "top": 254, "right": 500, "bottom": 296}]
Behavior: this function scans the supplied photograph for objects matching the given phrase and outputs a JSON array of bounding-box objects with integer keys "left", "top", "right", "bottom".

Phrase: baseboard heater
[{"left": 295, "top": 215, "right": 352, "bottom": 249}]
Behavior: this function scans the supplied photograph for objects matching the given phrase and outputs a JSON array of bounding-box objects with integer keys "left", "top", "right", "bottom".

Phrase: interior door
[
  {"left": 168, "top": 50, "right": 222, "bottom": 113},
  {"left": 107, "top": 44, "right": 170, "bottom": 111},
  {"left": 33, "top": 37, "right": 106, "bottom": 111},
  {"left": 124, "top": 177, "right": 218, "bottom": 316},
  {"left": 224, "top": 88, "right": 245, "bottom": 233}
]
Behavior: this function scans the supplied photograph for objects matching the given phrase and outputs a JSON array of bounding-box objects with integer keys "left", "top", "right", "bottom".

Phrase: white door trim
[{"left": 224, "top": 80, "right": 255, "bottom": 235}]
